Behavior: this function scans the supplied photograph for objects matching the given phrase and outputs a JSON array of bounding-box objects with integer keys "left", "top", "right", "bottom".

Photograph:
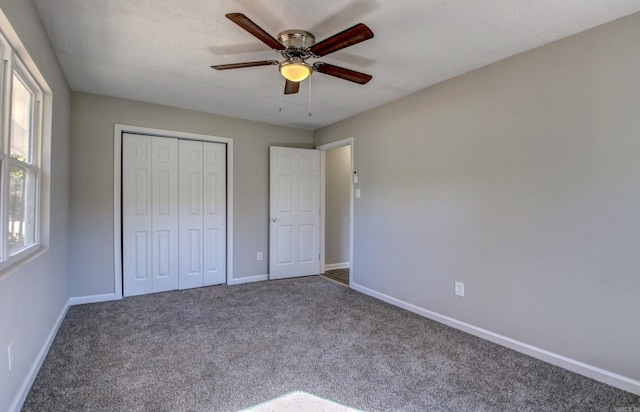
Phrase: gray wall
[
  {"left": 69, "top": 93, "right": 313, "bottom": 297},
  {"left": 325, "top": 145, "right": 351, "bottom": 265},
  {"left": 0, "top": 1, "right": 71, "bottom": 410},
  {"left": 315, "top": 13, "right": 640, "bottom": 381}
]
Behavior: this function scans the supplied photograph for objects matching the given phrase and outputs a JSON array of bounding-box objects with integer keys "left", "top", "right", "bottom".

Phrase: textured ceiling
[{"left": 32, "top": 0, "right": 640, "bottom": 130}]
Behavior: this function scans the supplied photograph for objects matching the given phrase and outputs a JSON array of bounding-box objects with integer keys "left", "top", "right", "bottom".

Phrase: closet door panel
[
  {"left": 151, "top": 137, "right": 179, "bottom": 292},
  {"left": 122, "top": 134, "right": 153, "bottom": 296},
  {"left": 203, "top": 142, "right": 226, "bottom": 286},
  {"left": 123, "top": 135, "right": 227, "bottom": 296},
  {"left": 179, "top": 140, "right": 204, "bottom": 289}
]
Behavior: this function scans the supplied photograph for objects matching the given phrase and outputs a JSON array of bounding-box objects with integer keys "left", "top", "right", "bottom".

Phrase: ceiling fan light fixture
[
  {"left": 279, "top": 57, "right": 312, "bottom": 82},
  {"left": 213, "top": 13, "right": 374, "bottom": 95}
]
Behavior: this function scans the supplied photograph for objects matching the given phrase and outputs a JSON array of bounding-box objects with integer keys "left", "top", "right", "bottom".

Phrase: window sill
[{"left": 0, "top": 245, "right": 47, "bottom": 280}]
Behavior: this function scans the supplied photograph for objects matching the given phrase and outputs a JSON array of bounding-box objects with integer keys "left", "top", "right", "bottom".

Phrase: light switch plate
[{"left": 455, "top": 282, "right": 464, "bottom": 297}]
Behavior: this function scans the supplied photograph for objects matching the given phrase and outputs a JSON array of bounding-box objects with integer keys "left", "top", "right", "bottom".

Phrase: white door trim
[
  {"left": 317, "top": 137, "right": 354, "bottom": 287},
  {"left": 113, "top": 124, "right": 234, "bottom": 299}
]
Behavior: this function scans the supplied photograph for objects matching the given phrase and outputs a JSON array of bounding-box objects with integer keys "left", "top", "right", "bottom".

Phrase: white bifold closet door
[
  {"left": 122, "top": 134, "right": 226, "bottom": 297},
  {"left": 179, "top": 139, "right": 227, "bottom": 289}
]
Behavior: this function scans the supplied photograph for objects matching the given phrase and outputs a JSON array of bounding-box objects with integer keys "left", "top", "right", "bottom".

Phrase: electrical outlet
[
  {"left": 257, "top": 252, "right": 263, "bottom": 261},
  {"left": 455, "top": 282, "right": 464, "bottom": 297},
  {"left": 8, "top": 342, "right": 14, "bottom": 371}
]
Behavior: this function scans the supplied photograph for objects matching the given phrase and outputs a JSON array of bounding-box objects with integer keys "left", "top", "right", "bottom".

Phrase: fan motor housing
[{"left": 278, "top": 30, "right": 316, "bottom": 50}]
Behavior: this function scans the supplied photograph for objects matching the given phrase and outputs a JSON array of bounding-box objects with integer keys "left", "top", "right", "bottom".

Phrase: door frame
[
  {"left": 317, "top": 137, "right": 354, "bottom": 286},
  {"left": 113, "top": 124, "right": 234, "bottom": 299}
]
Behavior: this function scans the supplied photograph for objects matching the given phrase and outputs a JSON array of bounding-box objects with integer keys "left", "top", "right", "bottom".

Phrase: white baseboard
[
  {"left": 9, "top": 299, "right": 70, "bottom": 412},
  {"left": 325, "top": 262, "right": 350, "bottom": 271},
  {"left": 351, "top": 282, "right": 640, "bottom": 396},
  {"left": 69, "top": 293, "right": 117, "bottom": 306},
  {"left": 228, "top": 274, "right": 269, "bottom": 285}
]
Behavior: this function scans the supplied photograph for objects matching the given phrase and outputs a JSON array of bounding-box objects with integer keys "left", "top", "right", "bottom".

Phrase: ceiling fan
[{"left": 211, "top": 13, "right": 374, "bottom": 95}]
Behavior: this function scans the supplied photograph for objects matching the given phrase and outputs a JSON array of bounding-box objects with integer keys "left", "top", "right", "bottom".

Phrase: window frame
[{"left": 0, "top": 29, "right": 45, "bottom": 271}]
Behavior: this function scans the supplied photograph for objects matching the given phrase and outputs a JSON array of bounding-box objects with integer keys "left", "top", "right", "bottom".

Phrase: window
[{"left": 0, "top": 30, "right": 44, "bottom": 270}]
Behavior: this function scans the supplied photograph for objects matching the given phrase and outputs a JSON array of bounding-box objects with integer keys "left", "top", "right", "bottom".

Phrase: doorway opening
[{"left": 318, "top": 138, "right": 354, "bottom": 287}]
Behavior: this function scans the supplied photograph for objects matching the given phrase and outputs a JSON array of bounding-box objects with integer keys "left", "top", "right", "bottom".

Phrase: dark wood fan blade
[
  {"left": 314, "top": 63, "right": 372, "bottom": 84},
  {"left": 284, "top": 79, "right": 300, "bottom": 94},
  {"left": 309, "top": 23, "right": 373, "bottom": 57},
  {"left": 211, "top": 60, "right": 278, "bottom": 70},
  {"left": 226, "top": 13, "right": 285, "bottom": 50}
]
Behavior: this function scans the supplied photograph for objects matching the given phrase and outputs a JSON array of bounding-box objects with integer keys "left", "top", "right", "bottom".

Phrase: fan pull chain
[
  {"left": 279, "top": 91, "right": 283, "bottom": 113},
  {"left": 308, "top": 76, "right": 312, "bottom": 117}
]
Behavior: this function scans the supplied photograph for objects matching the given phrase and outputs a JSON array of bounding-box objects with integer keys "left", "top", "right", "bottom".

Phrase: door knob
[{"left": 271, "top": 217, "right": 279, "bottom": 222}]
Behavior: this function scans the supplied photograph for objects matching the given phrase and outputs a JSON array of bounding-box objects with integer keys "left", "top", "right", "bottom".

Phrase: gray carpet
[{"left": 23, "top": 276, "right": 639, "bottom": 411}]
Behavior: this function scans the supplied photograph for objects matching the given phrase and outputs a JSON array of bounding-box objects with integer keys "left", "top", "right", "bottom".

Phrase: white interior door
[
  {"left": 179, "top": 140, "right": 205, "bottom": 289},
  {"left": 123, "top": 134, "right": 226, "bottom": 296},
  {"left": 123, "top": 134, "right": 152, "bottom": 296},
  {"left": 203, "top": 142, "right": 227, "bottom": 286},
  {"left": 179, "top": 140, "right": 227, "bottom": 289},
  {"left": 269, "top": 146, "right": 321, "bottom": 279},
  {"left": 151, "top": 136, "right": 179, "bottom": 292},
  {"left": 122, "top": 134, "right": 179, "bottom": 296}
]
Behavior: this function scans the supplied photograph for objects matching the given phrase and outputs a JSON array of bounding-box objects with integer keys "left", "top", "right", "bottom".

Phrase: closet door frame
[{"left": 113, "top": 124, "right": 234, "bottom": 300}]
